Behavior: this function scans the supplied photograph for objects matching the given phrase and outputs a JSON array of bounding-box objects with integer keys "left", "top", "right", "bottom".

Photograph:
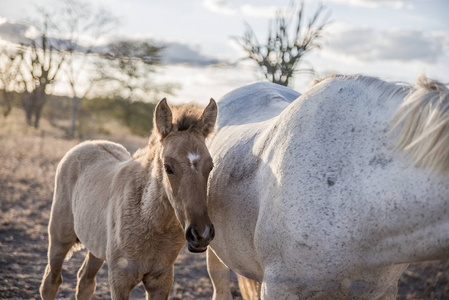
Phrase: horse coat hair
[{"left": 206, "top": 74, "right": 449, "bottom": 299}]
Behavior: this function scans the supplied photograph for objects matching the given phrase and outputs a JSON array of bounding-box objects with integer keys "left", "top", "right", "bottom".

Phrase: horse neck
[{"left": 133, "top": 140, "right": 180, "bottom": 233}]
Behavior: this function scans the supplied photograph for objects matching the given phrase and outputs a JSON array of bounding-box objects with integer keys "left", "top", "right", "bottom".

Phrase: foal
[{"left": 40, "top": 98, "right": 217, "bottom": 300}]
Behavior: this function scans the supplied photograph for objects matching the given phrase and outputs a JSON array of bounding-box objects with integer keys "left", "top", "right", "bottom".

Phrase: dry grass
[{"left": 0, "top": 109, "right": 447, "bottom": 299}]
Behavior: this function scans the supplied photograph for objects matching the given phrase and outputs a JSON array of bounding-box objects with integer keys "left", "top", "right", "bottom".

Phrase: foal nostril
[
  {"left": 185, "top": 225, "right": 214, "bottom": 245},
  {"left": 185, "top": 226, "right": 199, "bottom": 243},
  {"left": 210, "top": 224, "right": 215, "bottom": 240}
]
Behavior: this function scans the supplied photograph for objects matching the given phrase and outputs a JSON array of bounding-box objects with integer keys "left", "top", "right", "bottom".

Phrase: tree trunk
[
  {"left": 1, "top": 90, "right": 13, "bottom": 117},
  {"left": 70, "top": 96, "right": 82, "bottom": 138},
  {"left": 33, "top": 92, "right": 47, "bottom": 129},
  {"left": 24, "top": 85, "right": 47, "bottom": 129},
  {"left": 34, "top": 103, "right": 43, "bottom": 128},
  {"left": 22, "top": 91, "right": 34, "bottom": 126}
]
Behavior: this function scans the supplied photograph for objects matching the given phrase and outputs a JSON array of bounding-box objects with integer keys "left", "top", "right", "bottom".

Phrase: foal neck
[{"left": 133, "top": 135, "right": 179, "bottom": 231}]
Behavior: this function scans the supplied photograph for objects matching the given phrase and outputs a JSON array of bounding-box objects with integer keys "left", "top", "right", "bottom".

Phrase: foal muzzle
[{"left": 185, "top": 224, "right": 215, "bottom": 253}]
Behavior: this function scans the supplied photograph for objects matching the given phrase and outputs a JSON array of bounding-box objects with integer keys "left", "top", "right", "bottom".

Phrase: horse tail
[
  {"left": 237, "top": 274, "right": 260, "bottom": 300},
  {"left": 65, "top": 240, "right": 84, "bottom": 261},
  {"left": 391, "top": 74, "right": 449, "bottom": 175}
]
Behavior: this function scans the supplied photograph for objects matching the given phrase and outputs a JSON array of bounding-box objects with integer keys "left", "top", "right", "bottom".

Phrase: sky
[{"left": 0, "top": 0, "right": 448, "bottom": 105}]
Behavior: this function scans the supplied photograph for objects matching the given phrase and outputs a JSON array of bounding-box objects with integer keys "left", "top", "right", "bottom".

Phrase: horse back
[
  {"left": 55, "top": 140, "right": 131, "bottom": 202},
  {"left": 216, "top": 81, "right": 300, "bottom": 128},
  {"left": 52, "top": 140, "right": 132, "bottom": 258},
  {"left": 256, "top": 77, "right": 449, "bottom": 271}
]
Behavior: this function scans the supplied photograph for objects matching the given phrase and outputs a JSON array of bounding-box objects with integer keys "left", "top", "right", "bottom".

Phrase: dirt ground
[{"left": 0, "top": 122, "right": 448, "bottom": 299}]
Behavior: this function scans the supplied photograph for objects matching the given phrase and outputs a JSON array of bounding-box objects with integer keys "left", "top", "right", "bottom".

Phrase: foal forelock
[{"left": 171, "top": 104, "right": 204, "bottom": 133}]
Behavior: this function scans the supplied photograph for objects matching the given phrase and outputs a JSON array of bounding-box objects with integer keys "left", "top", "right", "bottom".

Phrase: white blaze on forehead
[{"left": 187, "top": 152, "right": 200, "bottom": 170}]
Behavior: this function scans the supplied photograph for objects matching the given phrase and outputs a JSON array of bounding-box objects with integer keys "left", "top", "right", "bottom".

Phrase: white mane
[
  {"left": 313, "top": 74, "right": 449, "bottom": 175},
  {"left": 313, "top": 74, "right": 410, "bottom": 105},
  {"left": 392, "top": 74, "right": 449, "bottom": 175}
]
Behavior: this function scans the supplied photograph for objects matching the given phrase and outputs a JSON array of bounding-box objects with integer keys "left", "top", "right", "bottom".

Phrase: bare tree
[
  {"left": 59, "top": 0, "right": 117, "bottom": 137},
  {"left": 233, "top": 1, "right": 330, "bottom": 86},
  {"left": 0, "top": 45, "right": 23, "bottom": 117},
  {"left": 19, "top": 13, "right": 66, "bottom": 128},
  {"left": 98, "top": 39, "right": 178, "bottom": 128},
  {"left": 100, "top": 40, "right": 178, "bottom": 100},
  {"left": 102, "top": 40, "right": 165, "bottom": 99}
]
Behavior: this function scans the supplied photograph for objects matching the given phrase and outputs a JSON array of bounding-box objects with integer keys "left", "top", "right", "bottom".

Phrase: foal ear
[
  {"left": 154, "top": 98, "right": 173, "bottom": 139},
  {"left": 200, "top": 98, "right": 218, "bottom": 138}
]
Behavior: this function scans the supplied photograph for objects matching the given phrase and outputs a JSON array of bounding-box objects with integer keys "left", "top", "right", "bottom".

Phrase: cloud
[
  {"left": 0, "top": 19, "right": 87, "bottom": 52},
  {"left": 202, "top": 1, "right": 282, "bottom": 19},
  {"left": 162, "top": 42, "right": 223, "bottom": 66},
  {"left": 327, "top": 27, "right": 448, "bottom": 64},
  {"left": 0, "top": 20, "right": 30, "bottom": 44},
  {"left": 202, "top": 0, "right": 237, "bottom": 16},
  {"left": 322, "top": 0, "right": 405, "bottom": 9},
  {"left": 0, "top": 20, "right": 223, "bottom": 67},
  {"left": 152, "top": 64, "right": 258, "bottom": 105},
  {"left": 240, "top": 5, "right": 279, "bottom": 18}
]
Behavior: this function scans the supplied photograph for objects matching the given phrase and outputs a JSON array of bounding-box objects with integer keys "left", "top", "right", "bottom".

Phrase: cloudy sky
[{"left": 0, "top": 0, "right": 448, "bottom": 104}]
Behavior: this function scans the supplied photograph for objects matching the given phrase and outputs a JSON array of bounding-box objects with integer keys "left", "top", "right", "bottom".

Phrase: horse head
[{"left": 154, "top": 98, "right": 217, "bottom": 253}]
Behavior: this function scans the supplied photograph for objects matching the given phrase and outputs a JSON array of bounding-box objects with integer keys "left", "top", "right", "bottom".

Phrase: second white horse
[{"left": 206, "top": 74, "right": 449, "bottom": 299}]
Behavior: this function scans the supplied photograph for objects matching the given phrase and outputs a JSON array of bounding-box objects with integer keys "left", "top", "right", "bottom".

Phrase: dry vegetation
[{"left": 0, "top": 109, "right": 447, "bottom": 299}]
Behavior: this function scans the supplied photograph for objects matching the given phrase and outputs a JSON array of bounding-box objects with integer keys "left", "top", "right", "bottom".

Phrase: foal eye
[{"left": 164, "top": 164, "right": 174, "bottom": 175}]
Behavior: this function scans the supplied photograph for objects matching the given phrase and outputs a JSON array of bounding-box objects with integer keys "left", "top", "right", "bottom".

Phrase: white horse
[{"left": 206, "top": 74, "right": 449, "bottom": 299}]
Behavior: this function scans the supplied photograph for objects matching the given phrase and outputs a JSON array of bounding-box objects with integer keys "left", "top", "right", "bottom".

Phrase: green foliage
[
  {"left": 81, "top": 97, "right": 156, "bottom": 137},
  {"left": 18, "top": 92, "right": 158, "bottom": 138},
  {"left": 98, "top": 40, "right": 172, "bottom": 102}
]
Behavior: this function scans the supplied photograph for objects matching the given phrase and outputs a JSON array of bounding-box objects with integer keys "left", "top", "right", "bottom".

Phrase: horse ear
[
  {"left": 154, "top": 98, "right": 173, "bottom": 139},
  {"left": 200, "top": 98, "right": 218, "bottom": 137}
]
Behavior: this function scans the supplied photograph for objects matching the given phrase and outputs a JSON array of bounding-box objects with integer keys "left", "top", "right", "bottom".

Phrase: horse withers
[
  {"left": 40, "top": 98, "right": 217, "bottom": 300},
  {"left": 206, "top": 75, "right": 449, "bottom": 299}
]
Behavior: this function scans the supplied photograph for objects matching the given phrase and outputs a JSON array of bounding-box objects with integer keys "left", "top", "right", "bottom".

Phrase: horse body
[
  {"left": 207, "top": 76, "right": 449, "bottom": 299},
  {"left": 41, "top": 99, "right": 218, "bottom": 300},
  {"left": 60, "top": 140, "right": 182, "bottom": 264}
]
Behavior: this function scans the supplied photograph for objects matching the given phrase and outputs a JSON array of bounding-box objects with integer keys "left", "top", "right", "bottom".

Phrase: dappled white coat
[{"left": 206, "top": 75, "right": 449, "bottom": 299}]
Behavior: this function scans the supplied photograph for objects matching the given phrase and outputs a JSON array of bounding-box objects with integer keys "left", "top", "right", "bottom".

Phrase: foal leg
[
  {"left": 207, "top": 248, "right": 233, "bottom": 300},
  {"left": 142, "top": 267, "right": 174, "bottom": 300},
  {"left": 40, "top": 204, "right": 78, "bottom": 299},
  {"left": 108, "top": 264, "right": 141, "bottom": 300},
  {"left": 40, "top": 236, "right": 77, "bottom": 299},
  {"left": 41, "top": 176, "right": 79, "bottom": 300},
  {"left": 76, "top": 251, "right": 104, "bottom": 300}
]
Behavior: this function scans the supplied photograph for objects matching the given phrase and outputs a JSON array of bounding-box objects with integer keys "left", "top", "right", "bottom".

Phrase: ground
[{"left": 0, "top": 114, "right": 448, "bottom": 299}]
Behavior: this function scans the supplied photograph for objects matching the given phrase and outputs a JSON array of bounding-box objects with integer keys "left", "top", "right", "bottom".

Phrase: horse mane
[
  {"left": 314, "top": 73, "right": 449, "bottom": 175},
  {"left": 391, "top": 74, "right": 449, "bottom": 175},
  {"left": 170, "top": 104, "right": 204, "bottom": 132},
  {"left": 313, "top": 74, "right": 410, "bottom": 104},
  {"left": 133, "top": 104, "right": 205, "bottom": 162}
]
